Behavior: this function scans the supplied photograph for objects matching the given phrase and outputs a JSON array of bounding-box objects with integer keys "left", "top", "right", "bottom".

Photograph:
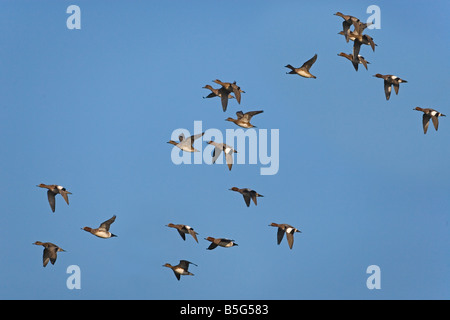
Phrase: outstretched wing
[
  {"left": 286, "top": 232, "right": 295, "bottom": 249},
  {"left": 173, "top": 270, "right": 181, "bottom": 281},
  {"left": 393, "top": 82, "right": 400, "bottom": 95},
  {"left": 250, "top": 191, "right": 258, "bottom": 206},
  {"left": 189, "top": 229, "right": 199, "bottom": 243},
  {"left": 47, "top": 190, "right": 56, "bottom": 213},
  {"left": 431, "top": 115, "right": 439, "bottom": 131},
  {"left": 342, "top": 21, "right": 352, "bottom": 42},
  {"left": 225, "top": 152, "right": 233, "bottom": 171},
  {"left": 384, "top": 80, "right": 392, "bottom": 100},
  {"left": 179, "top": 260, "right": 197, "bottom": 269},
  {"left": 301, "top": 54, "right": 317, "bottom": 71},
  {"left": 231, "top": 82, "right": 241, "bottom": 104},
  {"left": 189, "top": 132, "right": 205, "bottom": 142},
  {"left": 422, "top": 114, "right": 431, "bottom": 134},
  {"left": 244, "top": 110, "right": 264, "bottom": 120},
  {"left": 360, "top": 57, "right": 369, "bottom": 70},
  {"left": 352, "top": 40, "right": 362, "bottom": 59},
  {"left": 243, "top": 194, "right": 251, "bottom": 207},
  {"left": 60, "top": 190, "right": 70, "bottom": 205},
  {"left": 177, "top": 229, "right": 186, "bottom": 241},
  {"left": 212, "top": 147, "right": 223, "bottom": 164},
  {"left": 99, "top": 215, "right": 116, "bottom": 231},
  {"left": 207, "top": 242, "right": 218, "bottom": 250},
  {"left": 276, "top": 227, "right": 285, "bottom": 245},
  {"left": 220, "top": 90, "right": 229, "bottom": 112}
]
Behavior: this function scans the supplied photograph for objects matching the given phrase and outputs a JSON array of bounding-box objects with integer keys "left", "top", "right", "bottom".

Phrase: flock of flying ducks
[
  {"left": 33, "top": 184, "right": 117, "bottom": 267},
  {"left": 161, "top": 12, "right": 446, "bottom": 280},
  {"left": 32, "top": 10, "right": 445, "bottom": 281},
  {"left": 164, "top": 76, "right": 302, "bottom": 280},
  {"left": 33, "top": 181, "right": 300, "bottom": 278},
  {"left": 333, "top": 12, "right": 445, "bottom": 132},
  {"left": 32, "top": 78, "right": 300, "bottom": 279}
]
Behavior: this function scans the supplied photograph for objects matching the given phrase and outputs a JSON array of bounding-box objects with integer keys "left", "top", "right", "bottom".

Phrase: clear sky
[{"left": 0, "top": 0, "right": 449, "bottom": 300}]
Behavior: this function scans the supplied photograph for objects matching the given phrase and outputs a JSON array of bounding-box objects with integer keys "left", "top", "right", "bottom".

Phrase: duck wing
[
  {"left": 342, "top": 21, "right": 352, "bottom": 42},
  {"left": 43, "top": 246, "right": 58, "bottom": 267},
  {"left": 60, "top": 190, "right": 70, "bottom": 205},
  {"left": 186, "top": 132, "right": 205, "bottom": 146},
  {"left": 204, "top": 92, "right": 216, "bottom": 99},
  {"left": 365, "top": 35, "right": 376, "bottom": 51},
  {"left": 277, "top": 227, "right": 285, "bottom": 245},
  {"left": 431, "top": 115, "right": 439, "bottom": 131},
  {"left": 236, "top": 111, "right": 244, "bottom": 119},
  {"left": 422, "top": 114, "right": 431, "bottom": 134},
  {"left": 99, "top": 215, "right": 116, "bottom": 231},
  {"left": 360, "top": 57, "right": 369, "bottom": 70},
  {"left": 173, "top": 270, "right": 181, "bottom": 281},
  {"left": 47, "top": 190, "right": 56, "bottom": 213},
  {"left": 352, "top": 40, "right": 362, "bottom": 59},
  {"left": 207, "top": 242, "right": 218, "bottom": 250},
  {"left": 285, "top": 232, "right": 295, "bottom": 249},
  {"left": 301, "top": 54, "right": 317, "bottom": 71},
  {"left": 225, "top": 152, "right": 233, "bottom": 171},
  {"left": 383, "top": 80, "right": 392, "bottom": 100},
  {"left": 242, "top": 194, "right": 251, "bottom": 207},
  {"left": 188, "top": 229, "right": 199, "bottom": 243},
  {"left": 351, "top": 58, "right": 359, "bottom": 71},
  {"left": 219, "top": 87, "right": 229, "bottom": 111},
  {"left": 244, "top": 110, "right": 263, "bottom": 120},
  {"left": 177, "top": 229, "right": 186, "bottom": 241},
  {"left": 231, "top": 82, "right": 241, "bottom": 104},
  {"left": 212, "top": 146, "right": 223, "bottom": 164},
  {"left": 250, "top": 191, "right": 258, "bottom": 206},
  {"left": 179, "top": 260, "right": 197, "bottom": 269}
]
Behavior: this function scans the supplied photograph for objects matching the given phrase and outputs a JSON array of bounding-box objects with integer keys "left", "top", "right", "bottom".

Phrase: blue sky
[{"left": 0, "top": 0, "right": 449, "bottom": 300}]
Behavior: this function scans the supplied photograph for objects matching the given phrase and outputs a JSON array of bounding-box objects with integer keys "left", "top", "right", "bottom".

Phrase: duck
[
  {"left": 163, "top": 260, "right": 197, "bottom": 281},
  {"left": 166, "top": 223, "right": 199, "bottom": 243},
  {"left": 268, "top": 223, "right": 301, "bottom": 249},
  {"left": 226, "top": 110, "right": 264, "bottom": 128},
  {"left": 204, "top": 237, "right": 238, "bottom": 250},
  {"left": 285, "top": 54, "right": 317, "bottom": 79},
  {"left": 167, "top": 132, "right": 205, "bottom": 152},
  {"left": 212, "top": 79, "right": 244, "bottom": 111},
  {"left": 337, "top": 52, "right": 369, "bottom": 71},
  {"left": 334, "top": 12, "right": 361, "bottom": 42},
  {"left": 373, "top": 73, "right": 407, "bottom": 100},
  {"left": 202, "top": 84, "right": 235, "bottom": 99},
  {"left": 338, "top": 31, "right": 377, "bottom": 56},
  {"left": 413, "top": 107, "right": 446, "bottom": 134},
  {"left": 33, "top": 241, "right": 66, "bottom": 267},
  {"left": 37, "top": 183, "right": 72, "bottom": 213},
  {"left": 82, "top": 215, "right": 117, "bottom": 238},
  {"left": 207, "top": 141, "right": 238, "bottom": 171},
  {"left": 202, "top": 85, "right": 235, "bottom": 112},
  {"left": 229, "top": 187, "right": 264, "bottom": 207},
  {"left": 352, "top": 32, "right": 376, "bottom": 57}
]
